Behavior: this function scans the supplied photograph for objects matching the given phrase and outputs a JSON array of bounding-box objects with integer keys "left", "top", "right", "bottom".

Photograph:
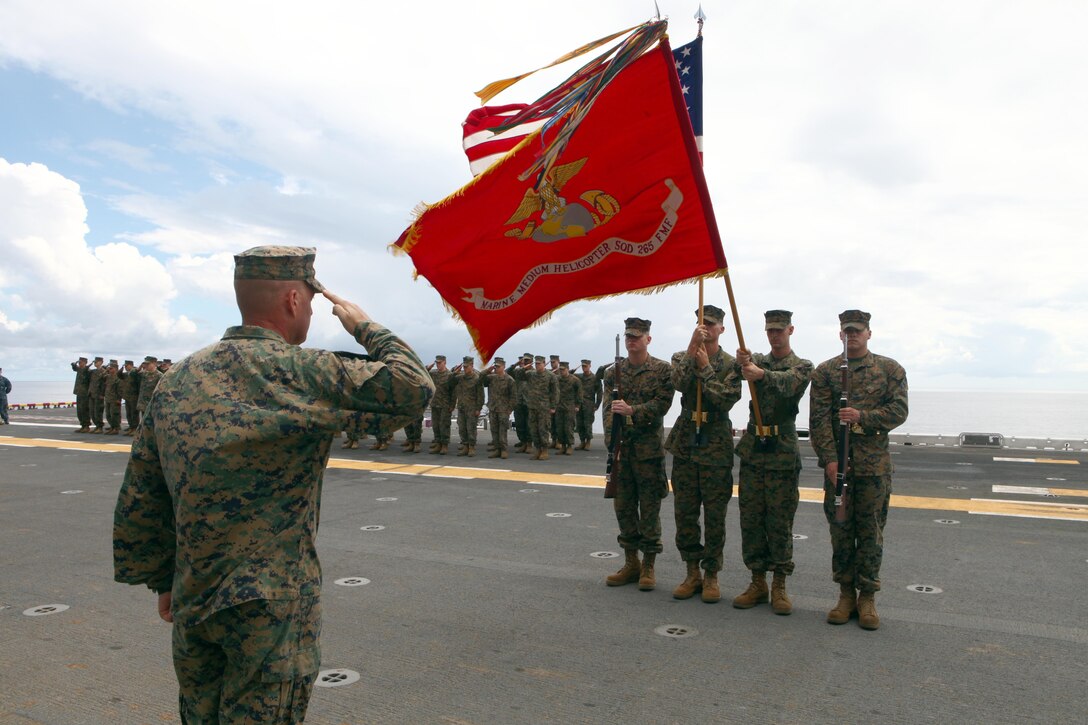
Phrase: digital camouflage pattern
[
  {"left": 555, "top": 373, "right": 581, "bottom": 446},
  {"left": 104, "top": 369, "right": 123, "bottom": 431},
  {"left": 511, "top": 366, "right": 558, "bottom": 449},
  {"left": 481, "top": 370, "right": 516, "bottom": 452},
  {"left": 404, "top": 416, "right": 424, "bottom": 444},
  {"left": 233, "top": 245, "right": 324, "bottom": 291},
  {"left": 452, "top": 368, "right": 484, "bottom": 446},
  {"left": 113, "top": 320, "right": 433, "bottom": 628},
  {"left": 120, "top": 367, "right": 141, "bottom": 429},
  {"left": 574, "top": 369, "right": 602, "bottom": 445},
  {"left": 72, "top": 364, "right": 91, "bottom": 428},
  {"left": 736, "top": 350, "right": 813, "bottom": 575},
  {"left": 429, "top": 368, "right": 454, "bottom": 445},
  {"left": 137, "top": 366, "right": 163, "bottom": 413},
  {"left": 810, "top": 350, "right": 907, "bottom": 592},
  {"left": 666, "top": 347, "right": 742, "bottom": 572},
  {"left": 603, "top": 356, "right": 673, "bottom": 554},
  {"left": 89, "top": 364, "right": 106, "bottom": 428},
  {"left": 809, "top": 351, "right": 908, "bottom": 475},
  {"left": 173, "top": 596, "right": 320, "bottom": 723}
]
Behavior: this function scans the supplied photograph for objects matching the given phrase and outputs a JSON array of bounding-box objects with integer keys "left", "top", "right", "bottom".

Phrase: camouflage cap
[
  {"left": 521, "top": 352, "right": 533, "bottom": 360},
  {"left": 123, "top": 359, "right": 134, "bottom": 365},
  {"left": 462, "top": 355, "right": 474, "bottom": 364},
  {"left": 493, "top": 357, "right": 505, "bottom": 365},
  {"left": 93, "top": 356, "right": 104, "bottom": 362},
  {"left": 695, "top": 305, "right": 725, "bottom": 325},
  {"left": 234, "top": 245, "right": 325, "bottom": 292},
  {"left": 559, "top": 361, "right": 570, "bottom": 369},
  {"left": 78, "top": 356, "right": 88, "bottom": 363},
  {"left": 435, "top": 355, "right": 446, "bottom": 362},
  {"left": 162, "top": 359, "right": 172, "bottom": 364},
  {"left": 108, "top": 359, "right": 118, "bottom": 366},
  {"left": 549, "top": 354, "right": 560, "bottom": 361},
  {"left": 839, "top": 309, "right": 871, "bottom": 330},
  {"left": 764, "top": 310, "right": 793, "bottom": 330},
  {"left": 581, "top": 359, "right": 592, "bottom": 365},
  {"left": 624, "top": 317, "right": 651, "bottom": 336},
  {"left": 534, "top": 355, "right": 546, "bottom": 363},
  {"left": 144, "top": 355, "right": 158, "bottom": 363}
]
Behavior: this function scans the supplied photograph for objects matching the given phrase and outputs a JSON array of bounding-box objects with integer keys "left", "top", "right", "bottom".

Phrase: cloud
[{"left": 0, "top": 158, "right": 201, "bottom": 356}]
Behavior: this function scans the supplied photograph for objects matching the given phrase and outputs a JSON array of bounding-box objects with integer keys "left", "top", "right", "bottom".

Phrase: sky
[{"left": 1, "top": 0, "right": 1086, "bottom": 392}]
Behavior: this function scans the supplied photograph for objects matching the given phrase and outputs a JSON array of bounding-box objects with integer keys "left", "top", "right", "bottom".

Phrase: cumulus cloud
[{"left": 0, "top": 158, "right": 201, "bottom": 356}]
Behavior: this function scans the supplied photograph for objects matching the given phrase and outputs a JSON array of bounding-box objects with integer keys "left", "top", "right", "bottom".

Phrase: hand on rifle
[
  {"left": 838, "top": 407, "right": 862, "bottom": 424},
  {"left": 611, "top": 399, "right": 633, "bottom": 416}
]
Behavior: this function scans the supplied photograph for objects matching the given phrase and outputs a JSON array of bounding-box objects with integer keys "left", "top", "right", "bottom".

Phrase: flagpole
[{"left": 692, "top": 4, "right": 767, "bottom": 433}]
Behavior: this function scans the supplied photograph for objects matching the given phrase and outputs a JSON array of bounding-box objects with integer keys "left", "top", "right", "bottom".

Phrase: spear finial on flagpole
[
  {"left": 653, "top": 1, "right": 662, "bottom": 21},
  {"left": 696, "top": 5, "right": 706, "bottom": 37}
]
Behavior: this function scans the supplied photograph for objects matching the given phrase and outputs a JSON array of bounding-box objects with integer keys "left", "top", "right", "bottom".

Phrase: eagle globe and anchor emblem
[{"left": 503, "top": 157, "right": 621, "bottom": 242}]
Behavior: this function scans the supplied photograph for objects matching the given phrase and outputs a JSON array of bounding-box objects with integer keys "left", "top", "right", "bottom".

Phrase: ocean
[{"left": 6, "top": 381, "right": 1087, "bottom": 439}]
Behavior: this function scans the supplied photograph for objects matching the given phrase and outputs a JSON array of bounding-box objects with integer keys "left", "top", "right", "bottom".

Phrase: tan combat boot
[
  {"left": 561, "top": 445, "right": 572, "bottom": 455},
  {"left": 342, "top": 438, "right": 354, "bottom": 449},
  {"left": 488, "top": 449, "right": 501, "bottom": 458},
  {"left": 582, "top": 440, "right": 591, "bottom": 450},
  {"left": 349, "top": 440, "right": 359, "bottom": 449},
  {"left": 91, "top": 427, "right": 103, "bottom": 434},
  {"left": 732, "top": 571, "right": 769, "bottom": 609},
  {"left": 409, "top": 442, "right": 420, "bottom": 453},
  {"left": 429, "top": 442, "right": 441, "bottom": 454},
  {"left": 439, "top": 444, "right": 448, "bottom": 455},
  {"left": 827, "top": 584, "right": 858, "bottom": 625},
  {"left": 771, "top": 571, "right": 792, "bottom": 615},
  {"left": 500, "top": 450, "right": 508, "bottom": 459},
  {"left": 638, "top": 553, "right": 656, "bottom": 591},
  {"left": 672, "top": 561, "right": 703, "bottom": 600},
  {"left": 466, "top": 445, "right": 476, "bottom": 457},
  {"left": 701, "top": 570, "right": 721, "bottom": 602},
  {"left": 531, "top": 447, "right": 541, "bottom": 460},
  {"left": 537, "top": 447, "right": 549, "bottom": 461},
  {"left": 606, "top": 551, "right": 641, "bottom": 587},
  {"left": 456, "top": 445, "right": 468, "bottom": 456},
  {"left": 857, "top": 591, "right": 880, "bottom": 630},
  {"left": 370, "top": 440, "right": 383, "bottom": 450},
  {"left": 400, "top": 440, "right": 413, "bottom": 450}
]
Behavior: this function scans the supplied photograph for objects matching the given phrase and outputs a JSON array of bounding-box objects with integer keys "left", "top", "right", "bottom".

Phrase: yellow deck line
[{"left": 4, "top": 436, "right": 1084, "bottom": 521}]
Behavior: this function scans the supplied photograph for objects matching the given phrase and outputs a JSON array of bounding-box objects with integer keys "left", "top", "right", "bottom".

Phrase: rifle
[
  {"left": 603, "top": 334, "right": 623, "bottom": 499},
  {"left": 833, "top": 336, "right": 852, "bottom": 523}
]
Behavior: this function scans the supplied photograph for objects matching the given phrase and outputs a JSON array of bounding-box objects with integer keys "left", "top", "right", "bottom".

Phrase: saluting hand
[{"left": 324, "top": 290, "right": 372, "bottom": 334}]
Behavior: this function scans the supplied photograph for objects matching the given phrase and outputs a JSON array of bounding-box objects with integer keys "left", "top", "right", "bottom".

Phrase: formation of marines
[
  {"left": 70, "top": 355, "right": 172, "bottom": 435},
  {"left": 106, "top": 244, "right": 907, "bottom": 724}
]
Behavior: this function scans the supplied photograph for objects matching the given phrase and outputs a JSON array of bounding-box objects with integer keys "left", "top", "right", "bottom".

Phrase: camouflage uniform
[
  {"left": 602, "top": 331, "right": 673, "bottom": 556},
  {"left": 574, "top": 361, "right": 603, "bottom": 448},
  {"left": 103, "top": 362, "right": 123, "bottom": 433},
  {"left": 137, "top": 360, "right": 163, "bottom": 414},
  {"left": 511, "top": 358, "right": 558, "bottom": 452},
  {"left": 403, "top": 416, "right": 424, "bottom": 447},
  {"left": 666, "top": 340, "right": 742, "bottom": 575},
  {"left": 554, "top": 366, "right": 581, "bottom": 449},
  {"left": 736, "top": 346, "right": 812, "bottom": 577},
  {"left": 810, "top": 314, "right": 908, "bottom": 594},
  {"left": 0, "top": 372, "right": 10, "bottom": 424},
  {"left": 119, "top": 362, "right": 141, "bottom": 431},
  {"left": 513, "top": 353, "right": 532, "bottom": 447},
  {"left": 481, "top": 361, "right": 517, "bottom": 455},
  {"left": 88, "top": 360, "right": 106, "bottom": 430},
  {"left": 452, "top": 359, "right": 484, "bottom": 449},
  {"left": 113, "top": 246, "right": 434, "bottom": 722},
  {"left": 428, "top": 362, "right": 454, "bottom": 447},
  {"left": 72, "top": 359, "right": 92, "bottom": 429}
]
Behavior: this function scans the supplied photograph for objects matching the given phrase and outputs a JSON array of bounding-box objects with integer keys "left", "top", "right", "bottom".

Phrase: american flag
[{"left": 462, "top": 35, "right": 703, "bottom": 176}]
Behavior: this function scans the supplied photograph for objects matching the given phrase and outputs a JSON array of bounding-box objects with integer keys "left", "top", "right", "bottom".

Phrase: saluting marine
[
  {"left": 574, "top": 359, "right": 603, "bottom": 450},
  {"left": 481, "top": 357, "right": 517, "bottom": 458},
  {"left": 510, "top": 355, "right": 559, "bottom": 460}
]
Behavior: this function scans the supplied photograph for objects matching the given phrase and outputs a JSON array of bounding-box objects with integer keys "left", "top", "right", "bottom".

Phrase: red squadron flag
[{"left": 394, "top": 26, "right": 725, "bottom": 362}]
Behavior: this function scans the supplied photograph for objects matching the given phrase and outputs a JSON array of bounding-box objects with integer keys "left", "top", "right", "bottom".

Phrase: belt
[{"left": 681, "top": 408, "right": 727, "bottom": 424}]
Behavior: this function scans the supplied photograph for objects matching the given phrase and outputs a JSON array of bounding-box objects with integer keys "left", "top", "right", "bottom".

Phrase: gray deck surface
[{"left": 1, "top": 408, "right": 1085, "bottom": 724}]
